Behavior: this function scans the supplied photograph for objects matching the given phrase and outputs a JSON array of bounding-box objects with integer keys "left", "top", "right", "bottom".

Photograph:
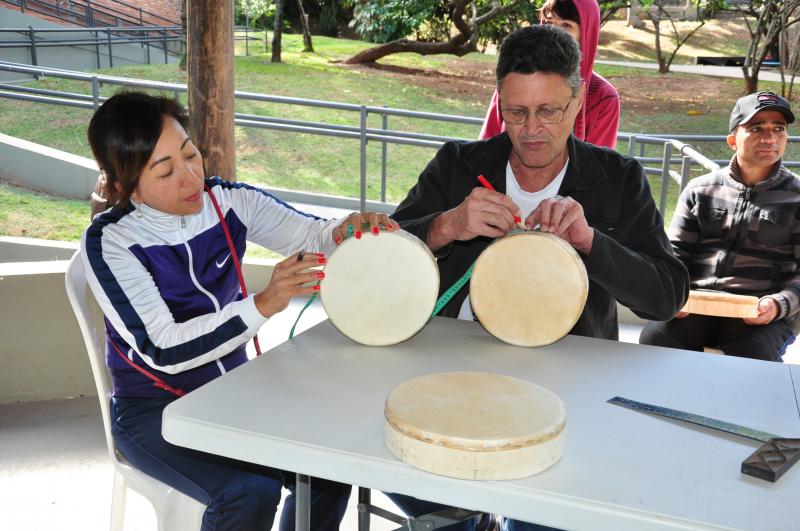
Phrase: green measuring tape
[
  {"left": 429, "top": 228, "right": 530, "bottom": 318},
  {"left": 429, "top": 263, "right": 473, "bottom": 318}
]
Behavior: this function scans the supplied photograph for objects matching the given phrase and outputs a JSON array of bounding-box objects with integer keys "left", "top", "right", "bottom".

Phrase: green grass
[
  {"left": 0, "top": 181, "right": 90, "bottom": 240},
  {"left": 1, "top": 32, "right": 798, "bottom": 243}
]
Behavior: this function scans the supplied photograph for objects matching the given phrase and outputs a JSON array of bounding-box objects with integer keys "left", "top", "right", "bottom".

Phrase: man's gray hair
[{"left": 496, "top": 25, "right": 582, "bottom": 94}]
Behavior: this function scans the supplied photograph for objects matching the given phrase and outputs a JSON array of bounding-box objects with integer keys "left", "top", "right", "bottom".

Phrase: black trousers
[{"left": 639, "top": 314, "right": 795, "bottom": 362}]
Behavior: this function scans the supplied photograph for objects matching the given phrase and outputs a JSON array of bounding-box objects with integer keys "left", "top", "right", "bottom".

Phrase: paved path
[{"left": 596, "top": 59, "right": 789, "bottom": 82}]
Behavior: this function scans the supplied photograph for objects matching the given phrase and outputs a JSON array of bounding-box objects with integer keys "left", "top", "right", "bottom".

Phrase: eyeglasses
[{"left": 500, "top": 93, "right": 576, "bottom": 125}]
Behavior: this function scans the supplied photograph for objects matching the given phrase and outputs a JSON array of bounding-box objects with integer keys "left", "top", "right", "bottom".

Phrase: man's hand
[
  {"left": 743, "top": 297, "right": 779, "bottom": 325},
  {"left": 426, "top": 187, "right": 521, "bottom": 251},
  {"left": 526, "top": 196, "right": 594, "bottom": 254}
]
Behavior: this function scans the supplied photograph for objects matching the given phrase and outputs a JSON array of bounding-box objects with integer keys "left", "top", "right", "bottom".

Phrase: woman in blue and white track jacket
[
  {"left": 84, "top": 176, "right": 341, "bottom": 398},
  {"left": 82, "top": 91, "right": 396, "bottom": 531}
]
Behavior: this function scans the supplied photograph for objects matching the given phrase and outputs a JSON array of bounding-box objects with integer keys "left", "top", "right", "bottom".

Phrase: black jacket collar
[{"left": 459, "top": 133, "right": 607, "bottom": 194}]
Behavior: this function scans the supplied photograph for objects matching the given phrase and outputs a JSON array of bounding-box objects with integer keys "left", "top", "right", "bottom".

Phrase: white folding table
[{"left": 163, "top": 317, "right": 800, "bottom": 530}]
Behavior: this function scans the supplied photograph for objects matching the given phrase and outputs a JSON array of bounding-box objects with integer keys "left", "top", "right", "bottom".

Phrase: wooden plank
[
  {"left": 187, "top": 0, "right": 235, "bottom": 180},
  {"left": 682, "top": 290, "right": 759, "bottom": 318}
]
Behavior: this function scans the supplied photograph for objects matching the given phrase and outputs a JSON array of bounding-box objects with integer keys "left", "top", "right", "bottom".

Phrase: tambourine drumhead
[
  {"left": 320, "top": 230, "right": 439, "bottom": 346},
  {"left": 385, "top": 372, "right": 566, "bottom": 480},
  {"left": 470, "top": 232, "right": 588, "bottom": 347}
]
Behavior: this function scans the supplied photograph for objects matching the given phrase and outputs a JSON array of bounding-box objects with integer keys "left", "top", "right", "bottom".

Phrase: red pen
[{"left": 477, "top": 174, "right": 524, "bottom": 227}]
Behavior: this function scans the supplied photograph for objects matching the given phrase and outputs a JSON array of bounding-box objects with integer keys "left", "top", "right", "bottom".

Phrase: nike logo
[{"left": 216, "top": 252, "right": 232, "bottom": 268}]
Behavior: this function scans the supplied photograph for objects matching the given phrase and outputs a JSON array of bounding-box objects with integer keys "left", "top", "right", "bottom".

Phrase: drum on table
[
  {"left": 384, "top": 372, "right": 566, "bottom": 480},
  {"left": 320, "top": 229, "right": 439, "bottom": 346},
  {"left": 470, "top": 231, "right": 588, "bottom": 347}
]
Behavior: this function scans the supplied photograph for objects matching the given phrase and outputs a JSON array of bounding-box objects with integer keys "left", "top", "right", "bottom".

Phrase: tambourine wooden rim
[
  {"left": 470, "top": 231, "right": 588, "bottom": 347},
  {"left": 384, "top": 372, "right": 566, "bottom": 480},
  {"left": 320, "top": 230, "right": 439, "bottom": 346}
]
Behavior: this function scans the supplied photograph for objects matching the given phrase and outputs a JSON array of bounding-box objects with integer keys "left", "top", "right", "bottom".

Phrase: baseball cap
[{"left": 729, "top": 91, "right": 795, "bottom": 132}]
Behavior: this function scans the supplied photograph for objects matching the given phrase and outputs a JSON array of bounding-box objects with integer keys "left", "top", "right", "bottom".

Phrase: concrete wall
[
  {"left": 0, "top": 6, "right": 180, "bottom": 83},
  {"left": 0, "top": 238, "right": 277, "bottom": 404},
  {"left": 0, "top": 132, "right": 100, "bottom": 199},
  {"left": 0, "top": 236, "right": 78, "bottom": 262},
  {"left": 0, "top": 259, "right": 95, "bottom": 403}
]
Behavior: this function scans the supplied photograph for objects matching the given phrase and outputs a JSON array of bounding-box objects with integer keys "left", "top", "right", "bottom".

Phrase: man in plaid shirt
[{"left": 640, "top": 91, "right": 798, "bottom": 362}]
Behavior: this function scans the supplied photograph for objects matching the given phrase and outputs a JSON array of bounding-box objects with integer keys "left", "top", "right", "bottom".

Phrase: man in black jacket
[
  {"left": 387, "top": 24, "right": 689, "bottom": 531},
  {"left": 394, "top": 25, "right": 687, "bottom": 341}
]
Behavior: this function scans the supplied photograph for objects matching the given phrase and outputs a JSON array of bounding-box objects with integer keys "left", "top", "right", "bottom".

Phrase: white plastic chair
[{"left": 65, "top": 252, "right": 206, "bottom": 531}]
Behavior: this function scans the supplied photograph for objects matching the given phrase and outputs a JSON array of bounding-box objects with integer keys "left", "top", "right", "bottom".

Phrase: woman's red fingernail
[
  {"left": 514, "top": 216, "right": 521, "bottom": 223},
  {"left": 318, "top": 258, "right": 326, "bottom": 264},
  {"left": 372, "top": 226, "right": 379, "bottom": 235},
  {"left": 334, "top": 236, "right": 342, "bottom": 244},
  {"left": 316, "top": 272, "right": 325, "bottom": 279},
  {"left": 312, "top": 285, "right": 320, "bottom": 291},
  {"left": 355, "top": 231, "right": 362, "bottom": 239}
]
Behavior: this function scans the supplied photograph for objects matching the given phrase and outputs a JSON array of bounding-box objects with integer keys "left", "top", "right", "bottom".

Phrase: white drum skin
[
  {"left": 470, "top": 231, "right": 588, "bottom": 347},
  {"left": 384, "top": 372, "right": 566, "bottom": 480},
  {"left": 319, "top": 230, "right": 439, "bottom": 346}
]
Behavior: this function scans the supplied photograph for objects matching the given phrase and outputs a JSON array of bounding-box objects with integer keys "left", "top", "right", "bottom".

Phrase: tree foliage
[
  {"left": 598, "top": 1, "right": 630, "bottom": 27},
  {"left": 236, "top": 0, "right": 271, "bottom": 24},
  {"left": 343, "top": 0, "right": 531, "bottom": 64},
  {"left": 345, "top": 0, "right": 442, "bottom": 44}
]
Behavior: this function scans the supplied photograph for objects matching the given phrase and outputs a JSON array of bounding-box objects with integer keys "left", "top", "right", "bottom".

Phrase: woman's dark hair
[
  {"left": 87, "top": 91, "right": 189, "bottom": 207},
  {"left": 496, "top": 24, "right": 582, "bottom": 92},
  {"left": 539, "top": 0, "right": 580, "bottom": 24}
]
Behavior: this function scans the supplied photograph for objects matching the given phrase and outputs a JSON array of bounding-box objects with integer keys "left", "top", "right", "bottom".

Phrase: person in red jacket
[{"left": 479, "top": 0, "right": 620, "bottom": 149}]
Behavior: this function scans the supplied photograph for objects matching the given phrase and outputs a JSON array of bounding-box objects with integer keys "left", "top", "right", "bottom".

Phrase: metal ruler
[{"left": 608, "top": 396, "right": 800, "bottom": 482}]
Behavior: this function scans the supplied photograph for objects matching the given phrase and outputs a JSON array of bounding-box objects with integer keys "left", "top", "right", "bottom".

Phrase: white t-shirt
[{"left": 457, "top": 159, "right": 569, "bottom": 321}]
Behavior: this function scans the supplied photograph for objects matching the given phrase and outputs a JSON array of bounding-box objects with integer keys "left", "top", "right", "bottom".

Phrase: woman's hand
[
  {"left": 254, "top": 251, "right": 327, "bottom": 318},
  {"left": 332, "top": 212, "right": 399, "bottom": 245}
]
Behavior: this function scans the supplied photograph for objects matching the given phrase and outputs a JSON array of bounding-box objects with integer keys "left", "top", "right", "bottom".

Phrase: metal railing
[
  {"left": 0, "top": 26, "right": 184, "bottom": 69},
  {"left": 234, "top": 26, "right": 263, "bottom": 57},
  {"left": 623, "top": 133, "right": 799, "bottom": 213},
  {"left": 2, "top": 0, "right": 179, "bottom": 28},
  {"left": 0, "top": 61, "right": 796, "bottom": 215}
]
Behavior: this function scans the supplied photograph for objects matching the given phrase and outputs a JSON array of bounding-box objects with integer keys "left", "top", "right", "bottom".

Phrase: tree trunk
[
  {"left": 743, "top": 70, "right": 759, "bottom": 94},
  {"left": 179, "top": 0, "right": 187, "bottom": 70},
  {"left": 648, "top": 11, "right": 669, "bottom": 73},
  {"left": 296, "top": 0, "right": 314, "bottom": 53},
  {"left": 272, "top": 0, "right": 284, "bottom": 63},
  {"left": 345, "top": 37, "right": 474, "bottom": 64},
  {"left": 187, "top": 0, "right": 236, "bottom": 180}
]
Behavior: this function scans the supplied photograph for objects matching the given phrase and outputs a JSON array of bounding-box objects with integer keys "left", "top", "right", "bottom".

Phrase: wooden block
[
  {"left": 741, "top": 438, "right": 800, "bottom": 483},
  {"left": 682, "top": 290, "right": 759, "bottom": 318}
]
